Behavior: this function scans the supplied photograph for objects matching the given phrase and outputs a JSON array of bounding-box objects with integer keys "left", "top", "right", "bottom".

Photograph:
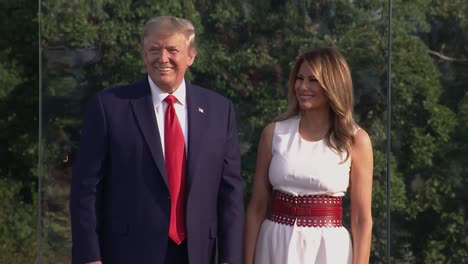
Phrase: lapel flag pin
[{"left": 198, "top": 107, "right": 204, "bottom": 114}]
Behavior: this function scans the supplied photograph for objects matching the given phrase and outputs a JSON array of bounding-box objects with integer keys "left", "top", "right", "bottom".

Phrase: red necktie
[{"left": 164, "top": 95, "right": 186, "bottom": 244}]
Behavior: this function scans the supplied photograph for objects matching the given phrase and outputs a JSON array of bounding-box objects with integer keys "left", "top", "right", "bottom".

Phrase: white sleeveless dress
[{"left": 254, "top": 116, "right": 353, "bottom": 264}]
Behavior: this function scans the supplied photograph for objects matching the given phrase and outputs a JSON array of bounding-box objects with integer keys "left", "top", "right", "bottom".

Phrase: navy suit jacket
[{"left": 70, "top": 78, "right": 244, "bottom": 264}]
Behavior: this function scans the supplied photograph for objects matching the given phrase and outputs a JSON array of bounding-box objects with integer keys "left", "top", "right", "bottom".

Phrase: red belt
[{"left": 268, "top": 190, "right": 343, "bottom": 227}]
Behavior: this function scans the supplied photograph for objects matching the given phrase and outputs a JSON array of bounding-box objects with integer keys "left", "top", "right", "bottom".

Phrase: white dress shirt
[{"left": 148, "top": 76, "right": 188, "bottom": 158}]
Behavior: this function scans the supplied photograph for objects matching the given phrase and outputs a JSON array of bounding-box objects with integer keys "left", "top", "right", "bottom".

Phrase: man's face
[{"left": 143, "top": 31, "right": 195, "bottom": 93}]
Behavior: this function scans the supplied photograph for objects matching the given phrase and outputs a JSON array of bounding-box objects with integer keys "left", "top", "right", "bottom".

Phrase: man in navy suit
[{"left": 70, "top": 16, "right": 244, "bottom": 264}]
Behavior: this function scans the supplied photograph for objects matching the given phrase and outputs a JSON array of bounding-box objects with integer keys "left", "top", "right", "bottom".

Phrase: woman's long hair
[{"left": 275, "top": 47, "right": 358, "bottom": 161}]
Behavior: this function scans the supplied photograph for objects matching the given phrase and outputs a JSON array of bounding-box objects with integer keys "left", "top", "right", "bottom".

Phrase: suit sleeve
[
  {"left": 218, "top": 101, "right": 244, "bottom": 264},
  {"left": 70, "top": 94, "right": 107, "bottom": 263}
]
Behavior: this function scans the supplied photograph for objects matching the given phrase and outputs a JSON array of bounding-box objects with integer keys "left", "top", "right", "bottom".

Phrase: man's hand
[{"left": 86, "top": 261, "right": 102, "bottom": 264}]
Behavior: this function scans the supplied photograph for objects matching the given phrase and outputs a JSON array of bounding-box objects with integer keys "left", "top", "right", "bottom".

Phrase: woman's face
[{"left": 294, "top": 62, "right": 330, "bottom": 111}]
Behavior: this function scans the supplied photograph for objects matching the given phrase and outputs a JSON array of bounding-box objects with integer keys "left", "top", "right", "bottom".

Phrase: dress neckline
[{"left": 296, "top": 117, "right": 325, "bottom": 144}]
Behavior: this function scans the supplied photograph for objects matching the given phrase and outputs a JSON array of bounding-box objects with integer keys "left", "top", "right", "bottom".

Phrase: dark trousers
[{"left": 164, "top": 239, "right": 189, "bottom": 264}]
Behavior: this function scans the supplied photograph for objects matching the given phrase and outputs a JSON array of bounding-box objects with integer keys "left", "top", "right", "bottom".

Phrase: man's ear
[{"left": 187, "top": 49, "right": 196, "bottom": 66}]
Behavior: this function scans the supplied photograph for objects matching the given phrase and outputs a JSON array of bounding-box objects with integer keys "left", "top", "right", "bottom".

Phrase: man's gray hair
[{"left": 141, "top": 16, "right": 196, "bottom": 53}]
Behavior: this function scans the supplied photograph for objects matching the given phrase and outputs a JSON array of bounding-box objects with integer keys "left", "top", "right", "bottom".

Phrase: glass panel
[
  {"left": 390, "top": 0, "right": 468, "bottom": 262},
  {"left": 39, "top": 0, "right": 391, "bottom": 262}
]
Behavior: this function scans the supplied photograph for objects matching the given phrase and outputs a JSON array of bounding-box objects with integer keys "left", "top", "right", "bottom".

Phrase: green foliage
[
  {"left": 0, "top": 60, "right": 22, "bottom": 99},
  {"left": 0, "top": 178, "right": 37, "bottom": 263},
  {"left": 0, "top": 0, "right": 40, "bottom": 263}
]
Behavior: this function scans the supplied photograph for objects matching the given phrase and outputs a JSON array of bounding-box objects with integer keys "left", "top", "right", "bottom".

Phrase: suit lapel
[
  {"left": 130, "top": 80, "right": 168, "bottom": 187},
  {"left": 186, "top": 84, "right": 204, "bottom": 194}
]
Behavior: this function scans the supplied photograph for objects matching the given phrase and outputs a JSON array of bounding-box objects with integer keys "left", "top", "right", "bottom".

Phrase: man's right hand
[{"left": 86, "top": 261, "right": 102, "bottom": 264}]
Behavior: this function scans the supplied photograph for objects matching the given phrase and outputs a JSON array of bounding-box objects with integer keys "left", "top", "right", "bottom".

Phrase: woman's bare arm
[
  {"left": 350, "top": 129, "right": 374, "bottom": 264},
  {"left": 243, "top": 123, "right": 275, "bottom": 264}
]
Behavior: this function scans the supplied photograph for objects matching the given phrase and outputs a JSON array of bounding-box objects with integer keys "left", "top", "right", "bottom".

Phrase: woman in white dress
[{"left": 244, "top": 47, "right": 374, "bottom": 264}]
